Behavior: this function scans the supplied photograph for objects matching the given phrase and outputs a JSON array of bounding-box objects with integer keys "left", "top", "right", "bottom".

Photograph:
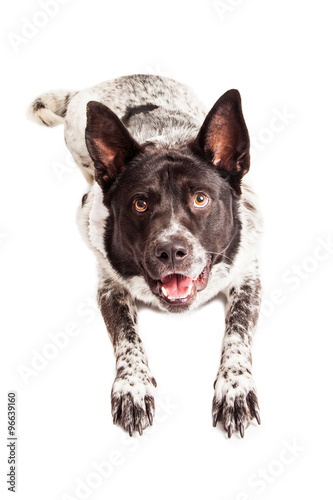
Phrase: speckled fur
[{"left": 28, "top": 75, "right": 263, "bottom": 438}]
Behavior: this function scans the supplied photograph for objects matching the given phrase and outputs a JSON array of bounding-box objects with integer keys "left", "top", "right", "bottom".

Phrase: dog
[{"left": 28, "top": 74, "right": 262, "bottom": 438}]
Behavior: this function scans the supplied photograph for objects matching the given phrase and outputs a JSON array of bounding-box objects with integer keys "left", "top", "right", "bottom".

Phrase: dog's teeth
[{"left": 161, "top": 280, "right": 194, "bottom": 302}]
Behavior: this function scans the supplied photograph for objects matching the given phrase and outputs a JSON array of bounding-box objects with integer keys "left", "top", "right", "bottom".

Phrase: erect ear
[
  {"left": 85, "top": 101, "right": 143, "bottom": 190},
  {"left": 192, "top": 89, "right": 250, "bottom": 195}
]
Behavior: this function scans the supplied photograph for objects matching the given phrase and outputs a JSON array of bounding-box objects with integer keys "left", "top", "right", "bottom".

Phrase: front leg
[
  {"left": 98, "top": 278, "right": 156, "bottom": 436},
  {"left": 213, "top": 268, "right": 261, "bottom": 438}
]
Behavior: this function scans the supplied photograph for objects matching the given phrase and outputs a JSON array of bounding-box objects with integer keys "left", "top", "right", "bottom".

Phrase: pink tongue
[{"left": 161, "top": 274, "right": 193, "bottom": 298}]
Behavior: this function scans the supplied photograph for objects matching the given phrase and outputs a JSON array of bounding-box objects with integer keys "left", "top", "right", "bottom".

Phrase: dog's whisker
[{"left": 208, "top": 250, "right": 233, "bottom": 263}]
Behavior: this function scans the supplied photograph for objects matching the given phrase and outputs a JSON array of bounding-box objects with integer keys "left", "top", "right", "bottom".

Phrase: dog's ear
[
  {"left": 85, "top": 101, "right": 143, "bottom": 190},
  {"left": 192, "top": 89, "right": 250, "bottom": 195}
]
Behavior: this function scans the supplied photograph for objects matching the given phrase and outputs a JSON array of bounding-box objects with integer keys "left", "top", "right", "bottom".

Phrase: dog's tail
[{"left": 27, "top": 90, "right": 77, "bottom": 127}]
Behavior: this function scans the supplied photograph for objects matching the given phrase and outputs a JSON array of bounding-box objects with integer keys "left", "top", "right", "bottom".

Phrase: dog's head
[{"left": 85, "top": 90, "right": 250, "bottom": 311}]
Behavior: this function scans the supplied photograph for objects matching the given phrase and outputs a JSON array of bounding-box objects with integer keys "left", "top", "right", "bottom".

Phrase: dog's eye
[
  {"left": 134, "top": 199, "right": 148, "bottom": 212},
  {"left": 194, "top": 193, "right": 209, "bottom": 208}
]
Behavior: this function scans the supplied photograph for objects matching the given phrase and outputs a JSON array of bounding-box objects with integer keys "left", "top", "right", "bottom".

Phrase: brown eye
[
  {"left": 134, "top": 199, "right": 148, "bottom": 212},
  {"left": 194, "top": 193, "right": 209, "bottom": 208}
]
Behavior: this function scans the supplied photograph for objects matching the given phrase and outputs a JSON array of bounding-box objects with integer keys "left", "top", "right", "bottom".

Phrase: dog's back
[{"left": 28, "top": 75, "right": 207, "bottom": 182}]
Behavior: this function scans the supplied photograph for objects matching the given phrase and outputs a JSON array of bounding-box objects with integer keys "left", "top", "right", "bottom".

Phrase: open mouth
[{"left": 156, "top": 260, "right": 211, "bottom": 307}]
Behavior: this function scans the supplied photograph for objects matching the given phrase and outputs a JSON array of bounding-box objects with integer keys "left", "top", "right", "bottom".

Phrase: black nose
[{"left": 155, "top": 240, "right": 189, "bottom": 265}]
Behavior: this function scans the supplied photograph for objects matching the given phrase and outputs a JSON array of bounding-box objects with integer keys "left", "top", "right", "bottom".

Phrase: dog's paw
[
  {"left": 212, "top": 372, "right": 260, "bottom": 438},
  {"left": 111, "top": 368, "right": 157, "bottom": 436}
]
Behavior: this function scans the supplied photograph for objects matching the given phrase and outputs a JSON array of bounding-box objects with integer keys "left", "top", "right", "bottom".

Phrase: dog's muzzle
[{"left": 144, "top": 236, "right": 211, "bottom": 310}]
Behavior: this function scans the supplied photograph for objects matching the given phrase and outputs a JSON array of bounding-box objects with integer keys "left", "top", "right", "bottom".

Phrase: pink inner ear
[
  {"left": 212, "top": 142, "right": 235, "bottom": 171},
  {"left": 94, "top": 136, "right": 117, "bottom": 165}
]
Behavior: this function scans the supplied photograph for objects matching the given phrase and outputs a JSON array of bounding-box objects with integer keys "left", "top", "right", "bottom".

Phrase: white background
[{"left": 1, "top": 1, "right": 333, "bottom": 499}]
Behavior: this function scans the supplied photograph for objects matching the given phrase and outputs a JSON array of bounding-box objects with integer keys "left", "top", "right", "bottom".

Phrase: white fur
[
  {"left": 27, "top": 89, "right": 75, "bottom": 127},
  {"left": 230, "top": 180, "right": 263, "bottom": 279},
  {"left": 27, "top": 106, "right": 64, "bottom": 127},
  {"left": 88, "top": 183, "right": 109, "bottom": 257}
]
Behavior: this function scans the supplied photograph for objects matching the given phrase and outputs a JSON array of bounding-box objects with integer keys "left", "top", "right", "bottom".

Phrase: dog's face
[{"left": 85, "top": 90, "right": 250, "bottom": 311}]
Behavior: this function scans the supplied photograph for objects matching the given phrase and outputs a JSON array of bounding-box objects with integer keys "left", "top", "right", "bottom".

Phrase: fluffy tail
[{"left": 27, "top": 90, "right": 77, "bottom": 127}]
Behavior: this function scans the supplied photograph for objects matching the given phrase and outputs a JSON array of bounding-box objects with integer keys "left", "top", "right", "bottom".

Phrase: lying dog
[{"left": 28, "top": 75, "right": 262, "bottom": 438}]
